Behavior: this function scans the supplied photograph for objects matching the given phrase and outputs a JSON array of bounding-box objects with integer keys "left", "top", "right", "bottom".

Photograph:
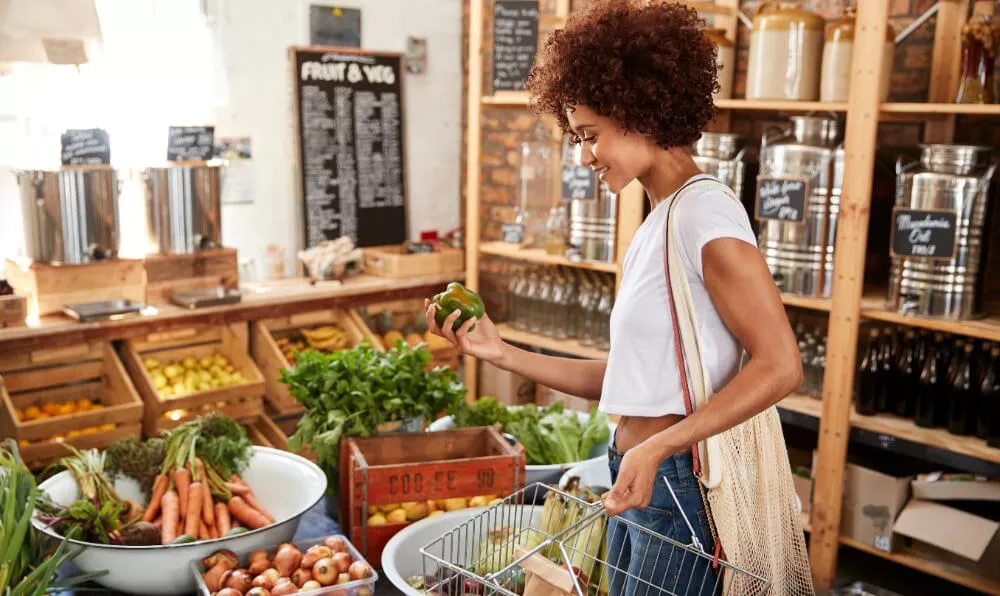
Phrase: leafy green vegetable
[
  {"left": 104, "top": 436, "right": 166, "bottom": 497},
  {"left": 280, "top": 342, "right": 466, "bottom": 473},
  {"left": 450, "top": 399, "right": 610, "bottom": 465},
  {"left": 161, "top": 412, "right": 253, "bottom": 501}
]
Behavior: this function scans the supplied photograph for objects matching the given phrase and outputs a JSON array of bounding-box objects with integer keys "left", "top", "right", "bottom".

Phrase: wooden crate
[
  {"left": 143, "top": 248, "right": 239, "bottom": 305},
  {"left": 340, "top": 427, "right": 525, "bottom": 564},
  {"left": 243, "top": 414, "right": 317, "bottom": 462},
  {"left": 250, "top": 308, "right": 383, "bottom": 415},
  {"left": 5, "top": 258, "right": 145, "bottom": 317},
  {"left": 0, "top": 295, "right": 26, "bottom": 327},
  {"left": 0, "top": 342, "right": 143, "bottom": 469},
  {"left": 363, "top": 245, "right": 464, "bottom": 278},
  {"left": 120, "top": 323, "right": 265, "bottom": 436}
]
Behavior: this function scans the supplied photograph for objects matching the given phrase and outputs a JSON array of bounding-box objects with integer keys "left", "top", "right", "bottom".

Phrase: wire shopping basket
[{"left": 418, "top": 479, "right": 769, "bottom": 596}]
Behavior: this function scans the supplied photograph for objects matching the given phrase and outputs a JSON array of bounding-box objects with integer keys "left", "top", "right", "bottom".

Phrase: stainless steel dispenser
[
  {"left": 888, "top": 145, "right": 996, "bottom": 319},
  {"left": 691, "top": 133, "right": 745, "bottom": 199},
  {"left": 562, "top": 139, "right": 616, "bottom": 263},
  {"left": 755, "top": 115, "right": 844, "bottom": 298},
  {"left": 142, "top": 163, "right": 223, "bottom": 254},
  {"left": 17, "top": 167, "right": 121, "bottom": 264}
]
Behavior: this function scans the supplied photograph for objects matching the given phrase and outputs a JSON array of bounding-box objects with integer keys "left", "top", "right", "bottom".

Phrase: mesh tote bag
[{"left": 663, "top": 178, "right": 815, "bottom": 595}]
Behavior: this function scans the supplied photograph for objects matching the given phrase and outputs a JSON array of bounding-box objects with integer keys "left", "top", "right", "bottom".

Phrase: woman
[{"left": 427, "top": 1, "right": 810, "bottom": 593}]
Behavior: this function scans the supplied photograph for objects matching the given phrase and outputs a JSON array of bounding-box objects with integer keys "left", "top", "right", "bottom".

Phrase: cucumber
[
  {"left": 170, "top": 534, "right": 197, "bottom": 545},
  {"left": 225, "top": 527, "right": 248, "bottom": 537}
]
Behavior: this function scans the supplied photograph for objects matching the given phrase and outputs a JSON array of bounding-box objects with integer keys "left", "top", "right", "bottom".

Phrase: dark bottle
[
  {"left": 978, "top": 348, "right": 999, "bottom": 440},
  {"left": 875, "top": 329, "right": 896, "bottom": 413},
  {"left": 915, "top": 342, "right": 941, "bottom": 428},
  {"left": 948, "top": 344, "right": 978, "bottom": 436},
  {"left": 937, "top": 339, "right": 964, "bottom": 427},
  {"left": 894, "top": 331, "right": 918, "bottom": 418},
  {"left": 856, "top": 329, "right": 881, "bottom": 416}
]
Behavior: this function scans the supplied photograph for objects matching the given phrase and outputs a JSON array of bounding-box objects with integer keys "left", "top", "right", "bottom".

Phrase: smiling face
[{"left": 566, "top": 104, "right": 658, "bottom": 194}]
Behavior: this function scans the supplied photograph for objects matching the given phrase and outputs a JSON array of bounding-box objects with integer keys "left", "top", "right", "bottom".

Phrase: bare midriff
[{"left": 613, "top": 413, "right": 685, "bottom": 453}]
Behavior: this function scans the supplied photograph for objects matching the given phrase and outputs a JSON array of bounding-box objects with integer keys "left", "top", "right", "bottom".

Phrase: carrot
[
  {"left": 202, "top": 482, "right": 216, "bottom": 527},
  {"left": 228, "top": 496, "right": 271, "bottom": 529},
  {"left": 174, "top": 466, "right": 191, "bottom": 519},
  {"left": 142, "top": 474, "right": 168, "bottom": 522},
  {"left": 215, "top": 502, "right": 232, "bottom": 536},
  {"left": 242, "top": 491, "right": 275, "bottom": 523},
  {"left": 160, "top": 490, "right": 180, "bottom": 544},
  {"left": 199, "top": 519, "right": 210, "bottom": 541},
  {"left": 211, "top": 523, "right": 220, "bottom": 539},
  {"left": 224, "top": 482, "right": 250, "bottom": 495},
  {"left": 185, "top": 482, "right": 204, "bottom": 539}
]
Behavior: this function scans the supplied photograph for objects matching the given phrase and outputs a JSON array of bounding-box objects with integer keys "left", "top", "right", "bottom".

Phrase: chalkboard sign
[
  {"left": 61, "top": 129, "right": 110, "bottom": 166},
  {"left": 292, "top": 47, "right": 407, "bottom": 248},
  {"left": 755, "top": 176, "right": 808, "bottom": 223},
  {"left": 493, "top": 0, "right": 539, "bottom": 91},
  {"left": 167, "top": 126, "right": 215, "bottom": 161},
  {"left": 891, "top": 208, "right": 958, "bottom": 259},
  {"left": 502, "top": 223, "right": 525, "bottom": 244},
  {"left": 562, "top": 166, "right": 597, "bottom": 201}
]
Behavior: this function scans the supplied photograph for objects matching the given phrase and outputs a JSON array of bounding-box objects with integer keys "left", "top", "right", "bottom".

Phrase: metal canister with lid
[
  {"left": 16, "top": 166, "right": 121, "bottom": 264},
  {"left": 141, "top": 162, "right": 223, "bottom": 254},
  {"left": 691, "top": 133, "right": 745, "bottom": 199},
  {"left": 746, "top": 2, "right": 825, "bottom": 101},
  {"left": 888, "top": 145, "right": 996, "bottom": 319},
  {"left": 755, "top": 115, "right": 844, "bottom": 298},
  {"left": 820, "top": 7, "right": 895, "bottom": 102}
]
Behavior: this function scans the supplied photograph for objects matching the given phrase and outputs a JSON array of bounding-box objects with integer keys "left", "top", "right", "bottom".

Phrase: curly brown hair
[{"left": 524, "top": 0, "right": 718, "bottom": 149}]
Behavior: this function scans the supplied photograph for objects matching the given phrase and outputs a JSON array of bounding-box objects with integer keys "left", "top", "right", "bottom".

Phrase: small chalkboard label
[
  {"left": 61, "top": 128, "right": 110, "bottom": 166},
  {"left": 562, "top": 166, "right": 597, "bottom": 201},
  {"left": 502, "top": 223, "right": 525, "bottom": 244},
  {"left": 167, "top": 126, "right": 215, "bottom": 161},
  {"left": 891, "top": 208, "right": 957, "bottom": 259},
  {"left": 493, "top": 0, "right": 539, "bottom": 91},
  {"left": 405, "top": 242, "right": 435, "bottom": 254},
  {"left": 756, "top": 176, "right": 808, "bottom": 223}
]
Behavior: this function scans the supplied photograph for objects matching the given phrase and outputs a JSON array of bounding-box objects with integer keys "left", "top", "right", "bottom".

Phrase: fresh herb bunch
[
  {"left": 280, "top": 341, "right": 466, "bottom": 471},
  {"left": 104, "top": 436, "right": 166, "bottom": 497}
]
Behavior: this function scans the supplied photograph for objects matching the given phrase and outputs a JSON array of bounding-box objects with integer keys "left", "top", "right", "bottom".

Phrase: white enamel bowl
[
  {"left": 32, "top": 447, "right": 326, "bottom": 595},
  {"left": 428, "top": 410, "right": 616, "bottom": 486},
  {"left": 558, "top": 457, "right": 613, "bottom": 491},
  {"left": 381, "top": 506, "right": 545, "bottom": 595}
]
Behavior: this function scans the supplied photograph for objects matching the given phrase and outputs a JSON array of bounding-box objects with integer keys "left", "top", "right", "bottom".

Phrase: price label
[
  {"left": 562, "top": 165, "right": 597, "bottom": 201},
  {"left": 167, "top": 126, "right": 215, "bottom": 161},
  {"left": 502, "top": 223, "right": 525, "bottom": 244},
  {"left": 756, "top": 176, "right": 808, "bottom": 223},
  {"left": 890, "top": 208, "right": 957, "bottom": 260},
  {"left": 61, "top": 129, "right": 111, "bottom": 166}
]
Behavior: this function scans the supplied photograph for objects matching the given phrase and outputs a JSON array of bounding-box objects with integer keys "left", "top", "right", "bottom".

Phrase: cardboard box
[
  {"left": 535, "top": 384, "right": 598, "bottom": 412},
  {"left": 911, "top": 473, "right": 1000, "bottom": 502},
  {"left": 894, "top": 499, "right": 1000, "bottom": 580},
  {"left": 840, "top": 463, "right": 911, "bottom": 552},
  {"left": 480, "top": 361, "right": 535, "bottom": 405},
  {"left": 787, "top": 448, "right": 813, "bottom": 516},
  {"left": 0, "top": 295, "right": 26, "bottom": 327}
]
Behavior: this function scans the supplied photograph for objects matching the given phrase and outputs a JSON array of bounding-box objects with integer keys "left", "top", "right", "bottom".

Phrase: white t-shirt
[{"left": 598, "top": 175, "right": 758, "bottom": 417}]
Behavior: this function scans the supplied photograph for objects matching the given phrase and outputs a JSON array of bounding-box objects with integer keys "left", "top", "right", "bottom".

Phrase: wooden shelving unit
[
  {"left": 467, "top": 0, "right": 1000, "bottom": 592},
  {"left": 480, "top": 241, "right": 618, "bottom": 273},
  {"left": 495, "top": 323, "right": 609, "bottom": 360}
]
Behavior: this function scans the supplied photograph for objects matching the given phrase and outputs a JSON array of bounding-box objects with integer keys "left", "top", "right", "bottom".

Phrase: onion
[
  {"left": 246, "top": 588, "right": 271, "bottom": 596},
  {"left": 336, "top": 573, "right": 351, "bottom": 585},
  {"left": 223, "top": 569, "right": 253, "bottom": 593},
  {"left": 301, "top": 580, "right": 322, "bottom": 591},
  {"left": 324, "top": 536, "right": 348, "bottom": 554},
  {"left": 270, "top": 579, "right": 298, "bottom": 596},
  {"left": 348, "top": 560, "right": 373, "bottom": 581},
  {"left": 312, "top": 557, "right": 337, "bottom": 586},
  {"left": 301, "top": 545, "right": 333, "bottom": 569},
  {"left": 253, "top": 568, "right": 280, "bottom": 590},
  {"left": 272, "top": 544, "right": 302, "bottom": 577},
  {"left": 216, "top": 589, "right": 243, "bottom": 596},
  {"left": 331, "top": 551, "right": 352, "bottom": 574}
]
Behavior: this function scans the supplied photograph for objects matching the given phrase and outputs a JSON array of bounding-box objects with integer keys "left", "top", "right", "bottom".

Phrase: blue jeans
[{"left": 607, "top": 444, "right": 720, "bottom": 596}]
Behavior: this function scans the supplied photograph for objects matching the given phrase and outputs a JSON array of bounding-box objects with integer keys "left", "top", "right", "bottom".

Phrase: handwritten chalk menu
[
  {"left": 891, "top": 208, "right": 958, "bottom": 259},
  {"left": 562, "top": 166, "right": 597, "bottom": 201},
  {"left": 755, "top": 176, "right": 808, "bottom": 223},
  {"left": 61, "top": 129, "right": 110, "bottom": 166},
  {"left": 292, "top": 47, "right": 406, "bottom": 248},
  {"left": 493, "top": 0, "right": 539, "bottom": 91},
  {"left": 167, "top": 126, "right": 215, "bottom": 161}
]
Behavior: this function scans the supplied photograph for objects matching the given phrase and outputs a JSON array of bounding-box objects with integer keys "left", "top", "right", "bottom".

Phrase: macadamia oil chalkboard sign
[
  {"left": 493, "top": 0, "right": 539, "bottom": 91},
  {"left": 292, "top": 47, "right": 407, "bottom": 248},
  {"left": 755, "top": 176, "right": 808, "bottom": 223},
  {"left": 61, "top": 129, "right": 110, "bottom": 166},
  {"left": 891, "top": 208, "right": 958, "bottom": 259},
  {"left": 167, "top": 126, "right": 215, "bottom": 161}
]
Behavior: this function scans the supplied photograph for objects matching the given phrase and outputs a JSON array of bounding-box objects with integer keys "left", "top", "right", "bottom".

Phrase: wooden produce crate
[
  {"left": 363, "top": 245, "right": 464, "bottom": 279},
  {"left": 120, "top": 323, "right": 264, "bottom": 436},
  {"left": 340, "top": 426, "right": 525, "bottom": 564},
  {"left": 243, "top": 414, "right": 317, "bottom": 462},
  {"left": 143, "top": 248, "right": 239, "bottom": 306},
  {"left": 0, "top": 294, "right": 26, "bottom": 327},
  {"left": 250, "top": 308, "right": 383, "bottom": 416},
  {"left": 5, "top": 258, "right": 145, "bottom": 317},
  {"left": 0, "top": 342, "right": 143, "bottom": 469}
]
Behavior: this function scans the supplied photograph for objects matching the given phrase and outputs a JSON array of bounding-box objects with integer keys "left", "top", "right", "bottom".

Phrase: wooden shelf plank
[
  {"left": 714, "top": 99, "right": 848, "bottom": 112},
  {"left": 481, "top": 92, "right": 530, "bottom": 107},
  {"left": 777, "top": 393, "right": 1000, "bottom": 464},
  {"left": 480, "top": 242, "right": 618, "bottom": 273},
  {"left": 861, "top": 295, "right": 1000, "bottom": 343},
  {"left": 496, "top": 323, "right": 608, "bottom": 359},
  {"left": 881, "top": 102, "right": 1000, "bottom": 116},
  {"left": 840, "top": 535, "right": 1000, "bottom": 595},
  {"left": 781, "top": 293, "right": 832, "bottom": 312}
]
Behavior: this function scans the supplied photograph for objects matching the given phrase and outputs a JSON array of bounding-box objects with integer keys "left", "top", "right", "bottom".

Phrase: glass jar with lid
[
  {"left": 746, "top": 2, "right": 825, "bottom": 101},
  {"left": 820, "top": 7, "right": 895, "bottom": 102},
  {"left": 544, "top": 206, "right": 568, "bottom": 256},
  {"left": 518, "top": 121, "right": 560, "bottom": 248}
]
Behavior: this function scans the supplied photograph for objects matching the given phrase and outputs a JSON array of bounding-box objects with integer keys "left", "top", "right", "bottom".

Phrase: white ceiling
[{"left": 0, "top": 0, "right": 101, "bottom": 63}]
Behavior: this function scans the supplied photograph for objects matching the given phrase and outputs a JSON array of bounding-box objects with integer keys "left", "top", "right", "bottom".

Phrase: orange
[
  {"left": 77, "top": 398, "right": 94, "bottom": 411},
  {"left": 98, "top": 423, "right": 115, "bottom": 431},
  {"left": 24, "top": 405, "right": 41, "bottom": 419},
  {"left": 42, "top": 403, "right": 61, "bottom": 416}
]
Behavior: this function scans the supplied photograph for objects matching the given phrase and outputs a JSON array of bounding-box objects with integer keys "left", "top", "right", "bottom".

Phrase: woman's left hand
[{"left": 602, "top": 441, "right": 666, "bottom": 517}]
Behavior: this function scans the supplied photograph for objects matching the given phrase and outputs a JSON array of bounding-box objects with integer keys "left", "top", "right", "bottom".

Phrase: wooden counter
[{"left": 0, "top": 273, "right": 458, "bottom": 352}]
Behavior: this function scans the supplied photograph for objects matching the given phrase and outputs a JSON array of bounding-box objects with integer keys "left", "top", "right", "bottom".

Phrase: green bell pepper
[{"left": 432, "top": 282, "right": 486, "bottom": 331}]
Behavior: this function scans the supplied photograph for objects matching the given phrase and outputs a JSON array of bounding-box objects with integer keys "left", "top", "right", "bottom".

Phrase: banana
[
  {"left": 307, "top": 336, "right": 348, "bottom": 351},
  {"left": 301, "top": 326, "right": 340, "bottom": 341}
]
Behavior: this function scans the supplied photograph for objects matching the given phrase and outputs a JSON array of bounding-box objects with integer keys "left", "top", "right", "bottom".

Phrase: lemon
[
  {"left": 143, "top": 358, "right": 161, "bottom": 370},
  {"left": 182, "top": 356, "right": 197, "bottom": 369},
  {"left": 368, "top": 513, "right": 387, "bottom": 526},
  {"left": 386, "top": 509, "right": 407, "bottom": 524},
  {"left": 199, "top": 356, "right": 214, "bottom": 369},
  {"left": 153, "top": 373, "right": 168, "bottom": 390}
]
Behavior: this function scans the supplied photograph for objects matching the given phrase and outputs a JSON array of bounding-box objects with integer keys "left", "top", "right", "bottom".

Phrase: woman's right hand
[{"left": 424, "top": 300, "right": 507, "bottom": 365}]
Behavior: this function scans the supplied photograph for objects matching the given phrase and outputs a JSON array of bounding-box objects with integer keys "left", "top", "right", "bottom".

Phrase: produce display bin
[
  {"left": 361, "top": 300, "right": 461, "bottom": 372},
  {"left": 243, "top": 414, "right": 317, "bottom": 463},
  {"left": 339, "top": 426, "right": 525, "bottom": 565},
  {"left": 120, "top": 323, "right": 264, "bottom": 436},
  {"left": 362, "top": 244, "right": 464, "bottom": 278},
  {"left": 0, "top": 341, "right": 142, "bottom": 469},
  {"left": 250, "top": 308, "right": 383, "bottom": 416}
]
